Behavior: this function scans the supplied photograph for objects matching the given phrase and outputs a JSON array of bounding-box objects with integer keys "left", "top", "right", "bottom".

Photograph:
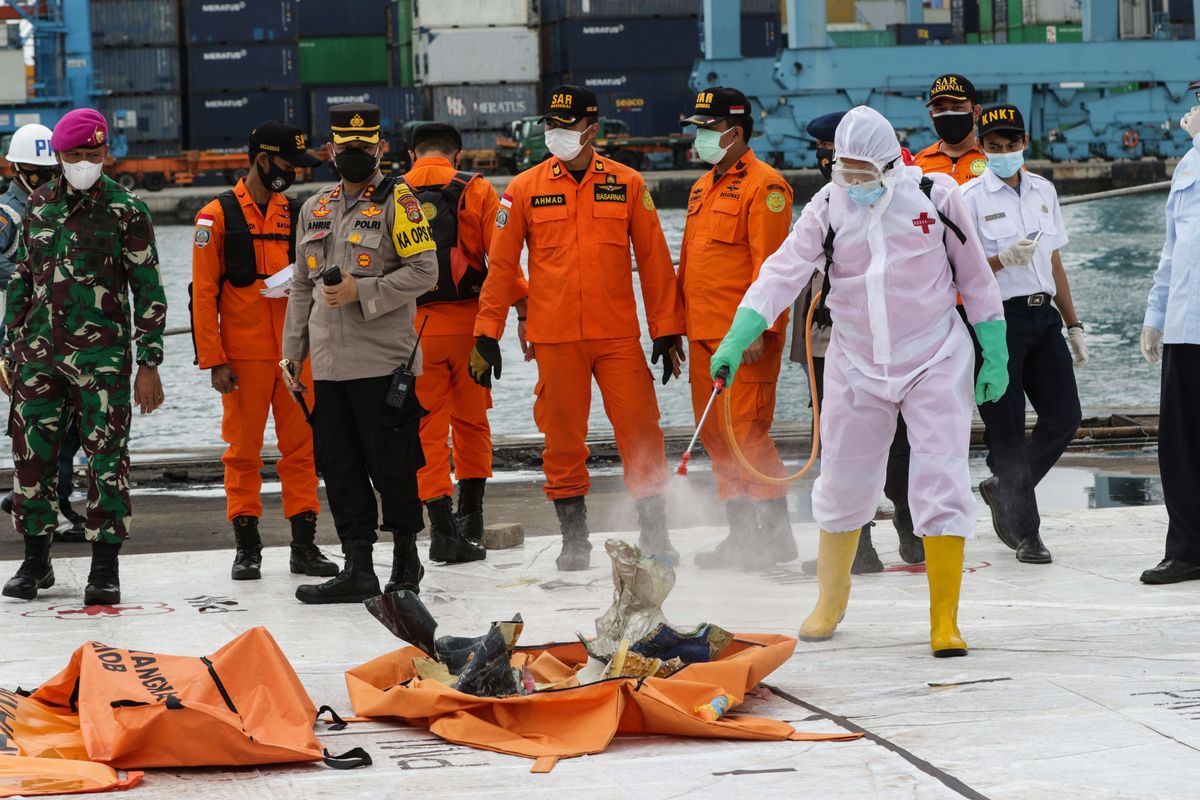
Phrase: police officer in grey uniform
[{"left": 282, "top": 103, "right": 439, "bottom": 604}]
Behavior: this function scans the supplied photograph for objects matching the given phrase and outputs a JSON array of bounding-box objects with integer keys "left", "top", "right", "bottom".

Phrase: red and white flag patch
[{"left": 500, "top": 193, "right": 513, "bottom": 209}]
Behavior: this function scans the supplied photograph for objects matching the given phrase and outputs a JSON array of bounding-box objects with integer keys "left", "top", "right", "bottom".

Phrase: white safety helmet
[{"left": 7, "top": 123, "right": 57, "bottom": 166}]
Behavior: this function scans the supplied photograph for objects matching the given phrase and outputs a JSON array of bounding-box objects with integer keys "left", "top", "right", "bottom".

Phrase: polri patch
[
  {"left": 398, "top": 192, "right": 423, "bottom": 223},
  {"left": 594, "top": 184, "right": 627, "bottom": 203},
  {"left": 532, "top": 194, "right": 566, "bottom": 207}
]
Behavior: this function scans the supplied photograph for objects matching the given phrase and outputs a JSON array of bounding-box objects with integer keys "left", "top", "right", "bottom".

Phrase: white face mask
[
  {"left": 61, "top": 160, "right": 104, "bottom": 191},
  {"left": 544, "top": 127, "right": 587, "bottom": 161}
]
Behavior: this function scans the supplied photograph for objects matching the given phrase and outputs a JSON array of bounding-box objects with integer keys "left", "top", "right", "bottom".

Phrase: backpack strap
[
  {"left": 813, "top": 194, "right": 835, "bottom": 328},
  {"left": 919, "top": 176, "right": 967, "bottom": 245}
]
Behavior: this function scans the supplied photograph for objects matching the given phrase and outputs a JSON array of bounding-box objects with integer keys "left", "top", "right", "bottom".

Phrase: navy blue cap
[{"left": 806, "top": 111, "right": 846, "bottom": 142}]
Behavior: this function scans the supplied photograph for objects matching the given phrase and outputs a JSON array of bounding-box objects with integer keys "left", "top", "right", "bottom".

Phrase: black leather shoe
[
  {"left": 1015, "top": 531, "right": 1052, "bottom": 564},
  {"left": 980, "top": 477, "right": 1021, "bottom": 551},
  {"left": 231, "top": 516, "right": 262, "bottom": 580},
  {"left": 1140, "top": 558, "right": 1200, "bottom": 585}
]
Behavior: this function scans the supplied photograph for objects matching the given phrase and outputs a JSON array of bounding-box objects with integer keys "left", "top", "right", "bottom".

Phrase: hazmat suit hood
[{"left": 833, "top": 106, "right": 903, "bottom": 173}]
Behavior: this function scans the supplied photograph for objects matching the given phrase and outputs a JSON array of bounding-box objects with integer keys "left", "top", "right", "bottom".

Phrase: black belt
[{"left": 1005, "top": 293, "right": 1051, "bottom": 307}]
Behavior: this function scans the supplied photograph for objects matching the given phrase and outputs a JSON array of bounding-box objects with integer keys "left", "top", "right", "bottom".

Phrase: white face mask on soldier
[
  {"left": 61, "top": 160, "right": 104, "bottom": 191},
  {"left": 544, "top": 127, "right": 587, "bottom": 161}
]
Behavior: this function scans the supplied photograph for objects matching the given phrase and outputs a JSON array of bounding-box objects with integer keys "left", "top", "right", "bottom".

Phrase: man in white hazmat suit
[{"left": 711, "top": 107, "right": 1009, "bottom": 658}]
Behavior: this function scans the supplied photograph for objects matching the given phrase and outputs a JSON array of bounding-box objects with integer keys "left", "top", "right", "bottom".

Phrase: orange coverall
[
  {"left": 191, "top": 179, "right": 318, "bottom": 521},
  {"left": 679, "top": 149, "right": 793, "bottom": 501},
  {"left": 405, "top": 155, "right": 513, "bottom": 501},
  {"left": 475, "top": 154, "right": 685, "bottom": 500}
]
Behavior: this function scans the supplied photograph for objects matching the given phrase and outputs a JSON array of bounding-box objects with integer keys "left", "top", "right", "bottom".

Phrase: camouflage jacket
[{"left": 2, "top": 175, "right": 167, "bottom": 375}]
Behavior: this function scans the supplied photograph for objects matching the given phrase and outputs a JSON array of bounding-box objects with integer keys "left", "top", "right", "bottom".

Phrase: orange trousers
[
  {"left": 221, "top": 358, "right": 319, "bottom": 520},
  {"left": 415, "top": 333, "right": 493, "bottom": 501},
  {"left": 689, "top": 337, "right": 787, "bottom": 501},
  {"left": 533, "top": 337, "right": 668, "bottom": 500}
]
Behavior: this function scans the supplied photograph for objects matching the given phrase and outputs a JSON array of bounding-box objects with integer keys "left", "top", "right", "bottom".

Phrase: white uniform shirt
[
  {"left": 959, "top": 167, "right": 1068, "bottom": 300},
  {"left": 1145, "top": 134, "right": 1200, "bottom": 344}
]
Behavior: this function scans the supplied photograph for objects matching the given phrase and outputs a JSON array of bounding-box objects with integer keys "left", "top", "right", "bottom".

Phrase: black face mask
[
  {"left": 257, "top": 156, "right": 296, "bottom": 193},
  {"left": 18, "top": 166, "right": 57, "bottom": 191},
  {"left": 932, "top": 111, "right": 975, "bottom": 145},
  {"left": 334, "top": 148, "right": 378, "bottom": 184},
  {"left": 816, "top": 147, "right": 835, "bottom": 181}
]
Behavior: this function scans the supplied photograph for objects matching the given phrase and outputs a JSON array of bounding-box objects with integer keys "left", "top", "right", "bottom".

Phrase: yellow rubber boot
[
  {"left": 798, "top": 528, "right": 861, "bottom": 642},
  {"left": 924, "top": 535, "right": 968, "bottom": 658}
]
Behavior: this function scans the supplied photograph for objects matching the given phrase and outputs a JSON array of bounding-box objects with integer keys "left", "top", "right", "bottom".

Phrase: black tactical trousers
[{"left": 1160, "top": 344, "right": 1200, "bottom": 565}]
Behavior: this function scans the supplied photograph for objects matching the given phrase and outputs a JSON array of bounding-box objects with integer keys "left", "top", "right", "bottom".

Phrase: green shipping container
[
  {"left": 299, "top": 36, "right": 389, "bottom": 86},
  {"left": 1012, "top": 23, "right": 1084, "bottom": 43},
  {"left": 966, "top": 32, "right": 981, "bottom": 43},
  {"left": 829, "top": 29, "right": 896, "bottom": 47}
]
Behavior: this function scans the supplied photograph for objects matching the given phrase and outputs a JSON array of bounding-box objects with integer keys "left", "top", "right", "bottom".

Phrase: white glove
[
  {"left": 1141, "top": 326, "right": 1162, "bottom": 364},
  {"left": 1182, "top": 106, "right": 1200, "bottom": 138},
  {"left": 1066, "top": 326, "right": 1088, "bottom": 367},
  {"left": 998, "top": 238, "right": 1038, "bottom": 268}
]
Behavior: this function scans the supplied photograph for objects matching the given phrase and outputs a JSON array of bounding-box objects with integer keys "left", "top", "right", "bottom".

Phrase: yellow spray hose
[{"left": 722, "top": 293, "right": 822, "bottom": 485}]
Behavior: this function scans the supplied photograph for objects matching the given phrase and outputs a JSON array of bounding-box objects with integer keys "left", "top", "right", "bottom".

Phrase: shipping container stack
[
  {"left": 540, "top": 0, "right": 782, "bottom": 138},
  {"left": 412, "top": 0, "right": 541, "bottom": 151},
  {"left": 298, "top": 0, "right": 423, "bottom": 148},
  {"left": 182, "top": 0, "right": 303, "bottom": 151},
  {"left": 90, "top": 0, "right": 183, "bottom": 157},
  {"left": 952, "top": 1, "right": 1083, "bottom": 44}
]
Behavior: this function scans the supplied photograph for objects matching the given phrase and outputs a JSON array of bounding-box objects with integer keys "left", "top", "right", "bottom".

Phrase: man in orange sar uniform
[
  {"left": 405, "top": 122, "right": 528, "bottom": 562},
  {"left": 191, "top": 121, "right": 337, "bottom": 581},
  {"left": 468, "top": 85, "right": 686, "bottom": 571},
  {"left": 677, "top": 86, "right": 797, "bottom": 570}
]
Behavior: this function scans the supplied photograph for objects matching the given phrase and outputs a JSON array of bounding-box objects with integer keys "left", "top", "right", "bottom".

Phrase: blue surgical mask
[
  {"left": 987, "top": 150, "right": 1024, "bottom": 179},
  {"left": 846, "top": 181, "right": 885, "bottom": 207}
]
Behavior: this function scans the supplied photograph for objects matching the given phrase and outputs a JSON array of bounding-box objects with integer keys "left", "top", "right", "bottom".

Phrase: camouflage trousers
[{"left": 10, "top": 365, "right": 132, "bottom": 543}]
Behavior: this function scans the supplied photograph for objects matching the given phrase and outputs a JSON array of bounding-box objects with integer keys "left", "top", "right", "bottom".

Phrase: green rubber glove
[
  {"left": 711, "top": 307, "right": 769, "bottom": 385},
  {"left": 973, "top": 319, "right": 1010, "bottom": 404}
]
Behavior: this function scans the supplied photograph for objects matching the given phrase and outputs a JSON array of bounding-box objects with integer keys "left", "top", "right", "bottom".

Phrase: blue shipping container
[
  {"left": 90, "top": 0, "right": 179, "bottom": 47},
  {"left": 309, "top": 86, "right": 424, "bottom": 139},
  {"left": 541, "top": 0, "right": 778, "bottom": 23},
  {"left": 187, "top": 43, "right": 300, "bottom": 91},
  {"left": 542, "top": 14, "right": 779, "bottom": 73},
  {"left": 544, "top": 68, "right": 694, "bottom": 97},
  {"left": 544, "top": 69, "right": 696, "bottom": 136},
  {"left": 183, "top": 0, "right": 297, "bottom": 44},
  {"left": 297, "top": 0, "right": 390, "bottom": 38},
  {"left": 188, "top": 90, "right": 304, "bottom": 149},
  {"left": 93, "top": 48, "right": 181, "bottom": 94},
  {"left": 97, "top": 94, "right": 183, "bottom": 144}
]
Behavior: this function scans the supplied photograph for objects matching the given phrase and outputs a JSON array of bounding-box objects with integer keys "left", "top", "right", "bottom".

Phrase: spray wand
[{"left": 676, "top": 366, "right": 729, "bottom": 476}]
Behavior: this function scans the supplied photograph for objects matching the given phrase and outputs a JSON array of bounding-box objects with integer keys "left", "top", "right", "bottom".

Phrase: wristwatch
[{"left": 1067, "top": 322, "right": 1084, "bottom": 331}]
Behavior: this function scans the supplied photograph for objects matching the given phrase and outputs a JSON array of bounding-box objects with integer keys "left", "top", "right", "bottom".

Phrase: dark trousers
[
  {"left": 312, "top": 375, "right": 426, "bottom": 546},
  {"left": 1160, "top": 344, "right": 1200, "bottom": 565},
  {"left": 972, "top": 300, "right": 1082, "bottom": 537}
]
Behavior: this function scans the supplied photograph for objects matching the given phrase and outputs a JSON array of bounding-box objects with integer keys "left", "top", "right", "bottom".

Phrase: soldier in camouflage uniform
[{"left": 1, "top": 109, "right": 167, "bottom": 605}]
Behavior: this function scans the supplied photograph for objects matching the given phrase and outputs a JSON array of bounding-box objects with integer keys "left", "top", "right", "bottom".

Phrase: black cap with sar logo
[
  {"left": 539, "top": 85, "right": 599, "bottom": 125},
  {"left": 249, "top": 120, "right": 321, "bottom": 167},
  {"left": 977, "top": 104, "right": 1026, "bottom": 137},
  {"left": 926, "top": 73, "right": 978, "bottom": 106},
  {"left": 682, "top": 86, "right": 751, "bottom": 127},
  {"left": 329, "top": 102, "right": 381, "bottom": 144}
]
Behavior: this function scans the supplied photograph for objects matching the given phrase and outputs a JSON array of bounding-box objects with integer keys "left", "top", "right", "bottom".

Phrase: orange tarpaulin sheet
[
  {"left": 0, "top": 757, "right": 142, "bottom": 799},
  {"left": 346, "top": 633, "right": 861, "bottom": 766}
]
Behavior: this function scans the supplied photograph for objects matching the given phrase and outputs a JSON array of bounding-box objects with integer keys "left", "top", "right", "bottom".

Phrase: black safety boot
[
  {"left": 295, "top": 542, "right": 381, "bottom": 604},
  {"left": 83, "top": 540, "right": 121, "bottom": 606},
  {"left": 979, "top": 477, "right": 1021, "bottom": 550},
  {"left": 757, "top": 496, "right": 799, "bottom": 568},
  {"left": 55, "top": 500, "right": 87, "bottom": 543},
  {"left": 554, "top": 496, "right": 591, "bottom": 571},
  {"left": 427, "top": 497, "right": 486, "bottom": 564},
  {"left": 851, "top": 521, "right": 885, "bottom": 574},
  {"left": 384, "top": 529, "right": 425, "bottom": 594},
  {"left": 2, "top": 535, "right": 54, "bottom": 600},
  {"left": 696, "top": 499, "right": 756, "bottom": 570},
  {"left": 231, "top": 515, "right": 262, "bottom": 580},
  {"left": 1015, "top": 531, "right": 1052, "bottom": 564},
  {"left": 454, "top": 478, "right": 486, "bottom": 545},
  {"left": 288, "top": 510, "right": 338, "bottom": 577},
  {"left": 636, "top": 494, "right": 678, "bottom": 566},
  {"left": 892, "top": 503, "right": 924, "bottom": 564}
]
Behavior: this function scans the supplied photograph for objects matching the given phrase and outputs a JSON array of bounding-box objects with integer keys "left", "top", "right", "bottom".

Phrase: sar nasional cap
[
  {"left": 539, "top": 85, "right": 599, "bottom": 126},
  {"left": 682, "top": 86, "right": 751, "bottom": 127},
  {"left": 926, "top": 73, "right": 978, "bottom": 106}
]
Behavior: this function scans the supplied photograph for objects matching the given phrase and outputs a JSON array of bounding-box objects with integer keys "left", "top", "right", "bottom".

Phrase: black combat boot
[
  {"left": 2, "top": 535, "right": 54, "bottom": 600},
  {"left": 383, "top": 529, "right": 425, "bottom": 594},
  {"left": 636, "top": 494, "right": 678, "bottom": 566},
  {"left": 288, "top": 510, "right": 338, "bottom": 577},
  {"left": 295, "top": 541, "right": 381, "bottom": 604},
  {"left": 851, "top": 521, "right": 885, "bottom": 574},
  {"left": 55, "top": 502, "right": 87, "bottom": 543},
  {"left": 554, "top": 496, "right": 591, "bottom": 571},
  {"left": 231, "top": 515, "right": 262, "bottom": 580},
  {"left": 83, "top": 540, "right": 121, "bottom": 606},
  {"left": 696, "top": 499, "right": 756, "bottom": 570},
  {"left": 893, "top": 503, "right": 924, "bottom": 564},
  {"left": 757, "top": 496, "right": 799, "bottom": 568},
  {"left": 427, "top": 497, "right": 486, "bottom": 564},
  {"left": 454, "top": 478, "right": 487, "bottom": 544}
]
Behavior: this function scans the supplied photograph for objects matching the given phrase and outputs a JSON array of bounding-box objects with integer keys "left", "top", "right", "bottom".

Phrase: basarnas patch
[
  {"left": 766, "top": 191, "right": 788, "bottom": 213},
  {"left": 642, "top": 189, "right": 655, "bottom": 211}
]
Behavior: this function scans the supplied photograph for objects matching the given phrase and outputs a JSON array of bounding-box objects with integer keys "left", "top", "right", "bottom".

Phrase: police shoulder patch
[
  {"left": 194, "top": 227, "right": 211, "bottom": 248},
  {"left": 766, "top": 190, "right": 788, "bottom": 213}
]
